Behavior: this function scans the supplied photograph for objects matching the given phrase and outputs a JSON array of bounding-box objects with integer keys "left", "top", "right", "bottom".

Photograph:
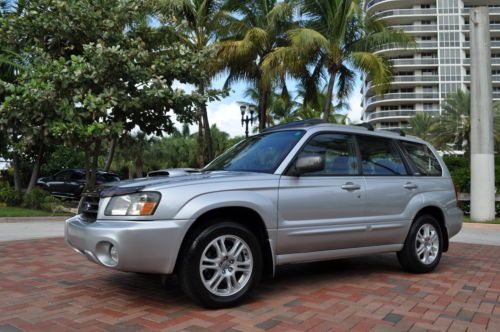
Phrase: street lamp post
[{"left": 240, "top": 104, "right": 256, "bottom": 138}]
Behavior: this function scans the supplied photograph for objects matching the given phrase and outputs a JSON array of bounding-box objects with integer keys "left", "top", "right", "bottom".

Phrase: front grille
[{"left": 78, "top": 193, "right": 100, "bottom": 222}]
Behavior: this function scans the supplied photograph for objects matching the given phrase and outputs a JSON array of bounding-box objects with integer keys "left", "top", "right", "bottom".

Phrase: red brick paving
[{"left": 1, "top": 239, "right": 500, "bottom": 331}]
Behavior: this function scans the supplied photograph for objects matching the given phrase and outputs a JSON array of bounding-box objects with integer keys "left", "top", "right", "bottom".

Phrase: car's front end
[{"left": 65, "top": 187, "right": 190, "bottom": 274}]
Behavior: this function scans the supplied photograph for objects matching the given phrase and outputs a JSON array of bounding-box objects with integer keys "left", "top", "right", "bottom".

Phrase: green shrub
[
  {"left": 0, "top": 182, "right": 24, "bottom": 207},
  {"left": 23, "top": 188, "right": 51, "bottom": 210},
  {"left": 40, "top": 195, "right": 60, "bottom": 212}
]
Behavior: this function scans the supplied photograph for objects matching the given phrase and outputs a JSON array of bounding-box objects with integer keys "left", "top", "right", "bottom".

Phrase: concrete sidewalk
[
  {"left": 0, "top": 221, "right": 65, "bottom": 242},
  {"left": 450, "top": 222, "right": 500, "bottom": 246}
]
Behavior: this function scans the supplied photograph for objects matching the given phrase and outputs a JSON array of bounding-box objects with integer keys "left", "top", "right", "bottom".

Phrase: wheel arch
[
  {"left": 173, "top": 206, "right": 275, "bottom": 278},
  {"left": 413, "top": 206, "right": 449, "bottom": 252}
]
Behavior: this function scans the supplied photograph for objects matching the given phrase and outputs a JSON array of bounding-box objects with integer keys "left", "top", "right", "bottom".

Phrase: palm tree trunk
[
  {"left": 198, "top": 84, "right": 213, "bottom": 162},
  {"left": 26, "top": 144, "right": 44, "bottom": 193},
  {"left": 323, "top": 70, "right": 337, "bottom": 121},
  {"left": 104, "top": 136, "right": 117, "bottom": 172},
  {"left": 258, "top": 87, "right": 269, "bottom": 132}
]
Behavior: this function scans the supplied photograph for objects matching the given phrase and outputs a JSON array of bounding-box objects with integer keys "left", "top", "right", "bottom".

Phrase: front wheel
[
  {"left": 178, "top": 222, "right": 262, "bottom": 308},
  {"left": 397, "top": 215, "right": 443, "bottom": 273}
]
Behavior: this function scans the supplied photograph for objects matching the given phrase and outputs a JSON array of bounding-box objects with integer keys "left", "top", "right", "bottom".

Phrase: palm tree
[
  {"left": 163, "top": 0, "right": 232, "bottom": 164},
  {"left": 433, "top": 90, "right": 471, "bottom": 151},
  {"left": 434, "top": 90, "right": 500, "bottom": 153},
  {"left": 243, "top": 86, "right": 298, "bottom": 127},
  {"left": 264, "top": 0, "right": 413, "bottom": 120},
  {"left": 216, "top": 0, "right": 297, "bottom": 131},
  {"left": 407, "top": 112, "right": 438, "bottom": 143}
]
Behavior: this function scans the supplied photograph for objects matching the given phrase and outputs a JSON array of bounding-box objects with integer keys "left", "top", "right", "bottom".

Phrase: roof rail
[
  {"left": 263, "top": 119, "right": 326, "bottom": 132},
  {"left": 354, "top": 122, "right": 374, "bottom": 131},
  {"left": 377, "top": 128, "right": 407, "bottom": 137}
]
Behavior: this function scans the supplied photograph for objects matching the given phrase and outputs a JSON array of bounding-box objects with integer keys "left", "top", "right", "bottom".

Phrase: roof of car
[
  {"left": 61, "top": 168, "right": 119, "bottom": 175},
  {"left": 264, "top": 120, "right": 425, "bottom": 144}
]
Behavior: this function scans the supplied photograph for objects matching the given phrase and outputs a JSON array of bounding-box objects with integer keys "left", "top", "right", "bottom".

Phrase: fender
[{"left": 173, "top": 190, "right": 279, "bottom": 230}]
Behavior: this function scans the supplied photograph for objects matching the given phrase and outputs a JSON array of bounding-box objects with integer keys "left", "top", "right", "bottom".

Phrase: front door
[{"left": 277, "top": 132, "right": 366, "bottom": 255}]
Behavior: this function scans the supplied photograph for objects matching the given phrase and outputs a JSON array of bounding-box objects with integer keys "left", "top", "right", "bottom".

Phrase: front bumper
[{"left": 65, "top": 215, "right": 190, "bottom": 274}]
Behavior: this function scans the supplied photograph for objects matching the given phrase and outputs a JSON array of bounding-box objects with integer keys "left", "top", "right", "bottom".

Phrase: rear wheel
[
  {"left": 397, "top": 214, "right": 443, "bottom": 273},
  {"left": 178, "top": 222, "right": 262, "bottom": 308}
]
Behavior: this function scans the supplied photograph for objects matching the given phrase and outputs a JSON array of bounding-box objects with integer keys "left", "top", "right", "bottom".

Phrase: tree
[
  {"left": 162, "top": 0, "right": 231, "bottom": 165},
  {"left": 217, "top": 0, "right": 297, "bottom": 132},
  {"left": 0, "top": 0, "right": 24, "bottom": 191},
  {"left": 433, "top": 90, "right": 500, "bottom": 154},
  {"left": 264, "top": 0, "right": 413, "bottom": 120},
  {"left": 407, "top": 112, "right": 439, "bottom": 143},
  {"left": 1, "top": 0, "right": 218, "bottom": 190}
]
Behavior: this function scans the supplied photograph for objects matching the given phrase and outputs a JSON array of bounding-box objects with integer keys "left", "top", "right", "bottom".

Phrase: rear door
[
  {"left": 48, "top": 170, "right": 72, "bottom": 196},
  {"left": 277, "top": 132, "right": 366, "bottom": 255},
  {"left": 357, "top": 135, "right": 416, "bottom": 246}
]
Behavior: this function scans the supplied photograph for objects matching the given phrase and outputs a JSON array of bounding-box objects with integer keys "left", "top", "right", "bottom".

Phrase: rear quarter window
[{"left": 400, "top": 141, "right": 442, "bottom": 176}]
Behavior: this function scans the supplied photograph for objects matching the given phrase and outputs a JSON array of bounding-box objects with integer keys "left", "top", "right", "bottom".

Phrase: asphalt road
[{"left": 1, "top": 219, "right": 500, "bottom": 245}]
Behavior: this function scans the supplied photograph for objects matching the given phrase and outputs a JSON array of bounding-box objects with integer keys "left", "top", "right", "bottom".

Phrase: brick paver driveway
[{"left": 1, "top": 239, "right": 500, "bottom": 332}]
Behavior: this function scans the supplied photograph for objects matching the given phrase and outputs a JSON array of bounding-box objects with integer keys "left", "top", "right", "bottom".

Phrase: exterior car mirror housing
[{"left": 294, "top": 154, "right": 325, "bottom": 175}]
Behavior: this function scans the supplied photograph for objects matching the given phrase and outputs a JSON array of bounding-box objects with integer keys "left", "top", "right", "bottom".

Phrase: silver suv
[{"left": 65, "top": 121, "right": 463, "bottom": 308}]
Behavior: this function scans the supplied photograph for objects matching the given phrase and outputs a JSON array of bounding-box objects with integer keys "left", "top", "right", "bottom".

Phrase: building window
[{"left": 423, "top": 103, "right": 434, "bottom": 110}]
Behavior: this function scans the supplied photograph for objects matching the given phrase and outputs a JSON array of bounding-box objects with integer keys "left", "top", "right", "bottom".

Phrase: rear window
[
  {"left": 98, "top": 174, "right": 120, "bottom": 182},
  {"left": 357, "top": 135, "right": 408, "bottom": 176},
  {"left": 400, "top": 141, "right": 442, "bottom": 176}
]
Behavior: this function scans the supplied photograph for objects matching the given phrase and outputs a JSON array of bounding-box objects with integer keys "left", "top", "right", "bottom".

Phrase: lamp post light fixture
[{"left": 240, "top": 104, "right": 257, "bottom": 138}]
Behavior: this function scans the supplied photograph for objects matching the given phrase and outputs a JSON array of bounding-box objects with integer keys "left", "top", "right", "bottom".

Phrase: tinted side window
[
  {"left": 298, "top": 133, "right": 358, "bottom": 176},
  {"left": 357, "top": 136, "right": 408, "bottom": 176},
  {"left": 400, "top": 141, "right": 442, "bottom": 176},
  {"left": 70, "top": 172, "right": 85, "bottom": 181},
  {"left": 54, "top": 171, "right": 71, "bottom": 181}
]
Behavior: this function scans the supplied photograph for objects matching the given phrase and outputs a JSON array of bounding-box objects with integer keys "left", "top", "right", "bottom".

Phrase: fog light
[{"left": 109, "top": 245, "right": 119, "bottom": 263}]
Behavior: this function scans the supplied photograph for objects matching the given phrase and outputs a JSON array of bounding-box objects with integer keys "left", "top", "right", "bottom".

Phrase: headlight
[{"left": 104, "top": 192, "right": 161, "bottom": 216}]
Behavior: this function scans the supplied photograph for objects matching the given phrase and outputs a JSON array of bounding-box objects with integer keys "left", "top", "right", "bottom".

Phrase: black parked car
[{"left": 37, "top": 169, "right": 120, "bottom": 199}]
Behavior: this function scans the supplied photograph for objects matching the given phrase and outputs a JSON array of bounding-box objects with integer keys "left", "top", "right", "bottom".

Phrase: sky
[{"left": 175, "top": 76, "right": 364, "bottom": 138}]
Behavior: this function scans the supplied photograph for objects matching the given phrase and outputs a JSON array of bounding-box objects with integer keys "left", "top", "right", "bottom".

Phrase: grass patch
[
  {"left": 0, "top": 203, "right": 70, "bottom": 218},
  {"left": 463, "top": 216, "right": 500, "bottom": 224}
]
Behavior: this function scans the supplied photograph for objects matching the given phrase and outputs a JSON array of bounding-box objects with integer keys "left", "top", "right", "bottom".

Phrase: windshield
[{"left": 203, "top": 130, "right": 305, "bottom": 174}]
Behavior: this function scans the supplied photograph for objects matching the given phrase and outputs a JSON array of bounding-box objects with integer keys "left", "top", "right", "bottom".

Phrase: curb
[
  {"left": 0, "top": 216, "right": 69, "bottom": 223},
  {"left": 463, "top": 222, "right": 500, "bottom": 230}
]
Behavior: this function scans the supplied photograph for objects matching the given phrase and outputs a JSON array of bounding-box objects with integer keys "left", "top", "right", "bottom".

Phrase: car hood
[{"left": 96, "top": 171, "right": 277, "bottom": 196}]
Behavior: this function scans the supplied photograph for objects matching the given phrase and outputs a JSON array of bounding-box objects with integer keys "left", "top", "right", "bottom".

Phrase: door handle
[
  {"left": 341, "top": 182, "right": 361, "bottom": 191},
  {"left": 404, "top": 182, "right": 418, "bottom": 190}
]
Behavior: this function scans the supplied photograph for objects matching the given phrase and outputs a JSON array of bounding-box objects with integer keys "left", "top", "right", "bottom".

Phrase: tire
[
  {"left": 397, "top": 214, "right": 443, "bottom": 273},
  {"left": 178, "top": 221, "right": 263, "bottom": 308}
]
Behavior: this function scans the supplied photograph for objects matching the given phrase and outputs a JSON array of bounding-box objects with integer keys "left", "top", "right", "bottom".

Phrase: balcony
[
  {"left": 374, "top": 8, "right": 437, "bottom": 20},
  {"left": 392, "top": 24, "right": 438, "bottom": 33},
  {"left": 463, "top": 58, "right": 500, "bottom": 66},
  {"left": 391, "top": 75, "right": 438, "bottom": 83},
  {"left": 365, "top": 110, "right": 440, "bottom": 122},
  {"left": 463, "top": 41, "right": 500, "bottom": 48},
  {"left": 365, "top": 92, "right": 440, "bottom": 107},
  {"left": 463, "top": 7, "right": 500, "bottom": 16},
  {"left": 463, "top": 24, "right": 500, "bottom": 32},
  {"left": 464, "top": 75, "right": 500, "bottom": 82},
  {"left": 375, "top": 41, "right": 438, "bottom": 53},
  {"left": 391, "top": 58, "right": 439, "bottom": 66},
  {"left": 365, "top": 75, "right": 439, "bottom": 92}
]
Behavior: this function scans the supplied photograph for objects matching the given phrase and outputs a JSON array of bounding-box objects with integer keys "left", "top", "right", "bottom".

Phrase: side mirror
[{"left": 295, "top": 154, "right": 325, "bottom": 175}]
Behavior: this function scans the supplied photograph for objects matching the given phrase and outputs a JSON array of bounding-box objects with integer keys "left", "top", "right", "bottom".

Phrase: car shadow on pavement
[{"left": 97, "top": 252, "right": 409, "bottom": 309}]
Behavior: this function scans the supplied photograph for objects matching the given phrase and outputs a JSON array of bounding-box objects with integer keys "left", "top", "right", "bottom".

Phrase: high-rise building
[{"left": 361, "top": 0, "right": 500, "bottom": 129}]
